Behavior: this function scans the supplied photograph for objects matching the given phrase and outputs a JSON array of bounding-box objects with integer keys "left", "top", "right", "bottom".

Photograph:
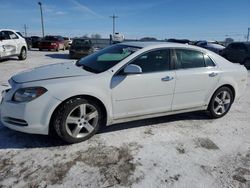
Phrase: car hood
[{"left": 12, "top": 62, "right": 93, "bottom": 83}]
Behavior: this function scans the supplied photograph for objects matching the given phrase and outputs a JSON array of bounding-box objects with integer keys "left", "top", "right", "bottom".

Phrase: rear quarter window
[{"left": 204, "top": 54, "right": 216, "bottom": 67}]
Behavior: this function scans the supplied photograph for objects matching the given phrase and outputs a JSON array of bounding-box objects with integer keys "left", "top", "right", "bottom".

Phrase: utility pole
[
  {"left": 110, "top": 14, "right": 118, "bottom": 35},
  {"left": 23, "top": 24, "right": 28, "bottom": 37},
  {"left": 247, "top": 28, "right": 250, "bottom": 42},
  {"left": 38, "top": 2, "right": 45, "bottom": 37}
]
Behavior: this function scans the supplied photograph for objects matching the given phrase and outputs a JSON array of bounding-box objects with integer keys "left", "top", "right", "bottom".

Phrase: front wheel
[
  {"left": 18, "top": 47, "right": 27, "bottom": 60},
  {"left": 207, "top": 87, "right": 233, "bottom": 118},
  {"left": 53, "top": 98, "right": 104, "bottom": 143}
]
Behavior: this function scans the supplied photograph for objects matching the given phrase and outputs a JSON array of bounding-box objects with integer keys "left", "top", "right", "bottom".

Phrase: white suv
[{"left": 0, "top": 29, "right": 27, "bottom": 60}]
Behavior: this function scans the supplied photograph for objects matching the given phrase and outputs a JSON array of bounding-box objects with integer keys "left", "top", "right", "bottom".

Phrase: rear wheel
[
  {"left": 244, "top": 59, "right": 250, "bottom": 69},
  {"left": 53, "top": 98, "right": 105, "bottom": 143},
  {"left": 207, "top": 87, "right": 233, "bottom": 118},
  {"left": 18, "top": 47, "right": 27, "bottom": 60}
]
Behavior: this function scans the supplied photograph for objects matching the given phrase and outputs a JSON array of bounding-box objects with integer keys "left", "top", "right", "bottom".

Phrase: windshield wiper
[{"left": 79, "top": 64, "right": 99, "bottom": 73}]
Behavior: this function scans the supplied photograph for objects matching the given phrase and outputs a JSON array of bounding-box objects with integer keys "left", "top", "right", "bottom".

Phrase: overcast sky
[{"left": 0, "top": 0, "right": 249, "bottom": 41}]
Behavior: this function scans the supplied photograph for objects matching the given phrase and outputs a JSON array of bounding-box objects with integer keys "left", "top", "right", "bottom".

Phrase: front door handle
[
  {"left": 161, "top": 76, "right": 174, "bottom": 81},
  {"left": 209, "top": 72, "right": 218, "bottom": 77}
]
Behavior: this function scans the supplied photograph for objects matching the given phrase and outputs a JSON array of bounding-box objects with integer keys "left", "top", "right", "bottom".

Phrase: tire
[
  {"left": 56, "top": 48, "right": 59, "bottom": 52},
  {"left": 244, "top": 59, "right": 250, "bottom": 70},
  {"left": 39, "top": 48, "right": 42, "bottom": 51},
  {"left": 53, "top": 97, "right": 105, "bottom": 143},
  {"left": 18, "top": 47, "right": 27, "bottom": 60},
  {"left": 207, "top": 87, "right": 234, "bottom": 119}
]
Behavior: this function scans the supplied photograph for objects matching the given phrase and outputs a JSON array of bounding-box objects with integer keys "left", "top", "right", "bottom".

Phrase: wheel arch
[
  {"left": 49, "top": 94, "right": 108, "bottom": 135},
  {"left": 19, "top": 45, "right": 27, "bottom": 53},
  {"left": 208, "top": 84, "right": 236, "bottom": 107}
]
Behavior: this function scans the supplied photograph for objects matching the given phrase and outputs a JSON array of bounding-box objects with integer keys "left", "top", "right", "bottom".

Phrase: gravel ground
[{"left": 0, "top": 50, "right": 250, "bottom": 188}]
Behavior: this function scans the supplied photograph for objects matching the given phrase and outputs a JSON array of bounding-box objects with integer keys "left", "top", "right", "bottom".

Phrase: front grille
[
  {"left": 41, "top": 42, "right": 51, "bottom": 46},
  {"left": 3, "top": 117, "right": 28, "bottom": 126}
]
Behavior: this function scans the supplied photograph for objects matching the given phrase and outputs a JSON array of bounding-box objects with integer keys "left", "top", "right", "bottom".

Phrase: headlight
[{"left": 13, "top": 87, "right": 47, "bottom": 102}]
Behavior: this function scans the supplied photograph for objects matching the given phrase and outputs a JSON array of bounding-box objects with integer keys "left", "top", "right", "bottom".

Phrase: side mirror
[{"left": 124, "top": 64, "right": 142, "bottom": 74}]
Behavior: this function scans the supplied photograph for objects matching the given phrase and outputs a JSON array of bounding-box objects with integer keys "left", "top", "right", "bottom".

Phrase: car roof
[
  {"left": 121, "top": 41, "right": 205, "bottom": 51},
  {"left": 0, "top": 29, "right": 18, "bottom": 32}
]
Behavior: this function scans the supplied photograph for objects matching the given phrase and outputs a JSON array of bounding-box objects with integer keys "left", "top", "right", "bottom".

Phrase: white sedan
[
  {"left": 0, "top": 29, "right": 27, "bottom": 60},
  {"left": 0, "top": 42, "right": 248, "bottom": 143}
]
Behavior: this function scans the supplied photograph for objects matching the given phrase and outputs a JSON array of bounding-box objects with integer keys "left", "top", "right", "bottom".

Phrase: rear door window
[{"left": 174, "top": 49, "right": 206, "bottom": 69}]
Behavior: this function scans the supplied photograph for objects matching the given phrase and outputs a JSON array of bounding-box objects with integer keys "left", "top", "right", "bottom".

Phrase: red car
[{"left": 39, "top": 35, "right": 65, "bottom": 51}]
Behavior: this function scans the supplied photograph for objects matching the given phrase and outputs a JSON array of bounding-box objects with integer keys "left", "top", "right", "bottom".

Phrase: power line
[{"left": 109, "top": 14, "right": 118, "bottom": 35}]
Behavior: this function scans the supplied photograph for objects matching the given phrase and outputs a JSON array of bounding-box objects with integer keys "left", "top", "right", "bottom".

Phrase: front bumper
[
  {"left": 39, "top": 45, "right": 58, "bottom": 50},
  {"left": 0, "top": 88, "right": 61, "bottom": 135}
]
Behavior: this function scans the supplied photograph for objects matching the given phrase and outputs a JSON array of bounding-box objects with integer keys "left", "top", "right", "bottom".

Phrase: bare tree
[
  {"left": 140, "top": 37, "right": 157, "bottom": 41},
  {"left": 91, "top": 33, "right": 102, "bottom": 39},
  {"left": 82, "top": 34, "right": 89, "bottom": 38},
  {"left": 225, "top": 37, "right": 234, "bottom": 46}
]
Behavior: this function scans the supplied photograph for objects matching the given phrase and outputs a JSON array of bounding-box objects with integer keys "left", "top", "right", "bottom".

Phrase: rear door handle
[
  {"left": 209, "top": 72, "right": 218, "bottom": 77},
  {"left": 161, "top": 76, "right": 174, "bottom": 81}
]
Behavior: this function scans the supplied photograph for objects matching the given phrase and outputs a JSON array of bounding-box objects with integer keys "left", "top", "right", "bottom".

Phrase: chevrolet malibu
[{"left": 0, "top": 42, "right": 248, "bottom": 143}]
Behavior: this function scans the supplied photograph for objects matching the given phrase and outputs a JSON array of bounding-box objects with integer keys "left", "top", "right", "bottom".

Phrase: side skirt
[{"left": 107, "top": 105, "right": 207, "bottom": 125}]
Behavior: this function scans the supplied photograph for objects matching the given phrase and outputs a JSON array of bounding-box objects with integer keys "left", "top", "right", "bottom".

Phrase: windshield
[
  {"left": 16, "top": 32, "right": 23, "bottom": 37},
  {"left": 72, "top": 39, "right": 92, "bottom": 47},
  {"left": 44, "top": 36, "right": 59, "bottom": 41},
  {"left": 76, "top": 44, "right": 141, "bottom": 73}
]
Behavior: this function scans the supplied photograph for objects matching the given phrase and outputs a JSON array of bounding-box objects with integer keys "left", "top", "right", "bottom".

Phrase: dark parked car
[
  {"left": 39, "top": 35, "right": 65, "bottom": 51},
  {"left": 195, "top": 40, "right": 225, "bottom": 54},
  {"left": 24, "top": 37, "right": 32, "bottom": 50},
  {"left": 31, "top": 36, "right": 41, "bottom": 48},
  {"left": 69, "top": 38, "right": 93, "bottom": 59},
  {"left": 167, "top": 38, "right": 190, "bottom": 44},
  {"left": 221, "top": 42, "right": 250, "bottom": 69}
]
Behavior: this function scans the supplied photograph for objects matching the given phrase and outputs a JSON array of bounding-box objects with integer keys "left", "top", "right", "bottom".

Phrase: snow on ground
[{"left": 0, "top": 49, "right": 250, "bottom": 188}]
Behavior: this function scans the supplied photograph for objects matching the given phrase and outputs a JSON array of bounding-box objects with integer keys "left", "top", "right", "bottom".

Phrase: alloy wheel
[
  {"left": 65, "top": 103, "right": 99, "bottom": 138},
  {"left": 22, "top": 49, "right": 27, "bottom": 59},
  {"left": 213, "top": 90, "right": 231, "bottom": 116}
]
